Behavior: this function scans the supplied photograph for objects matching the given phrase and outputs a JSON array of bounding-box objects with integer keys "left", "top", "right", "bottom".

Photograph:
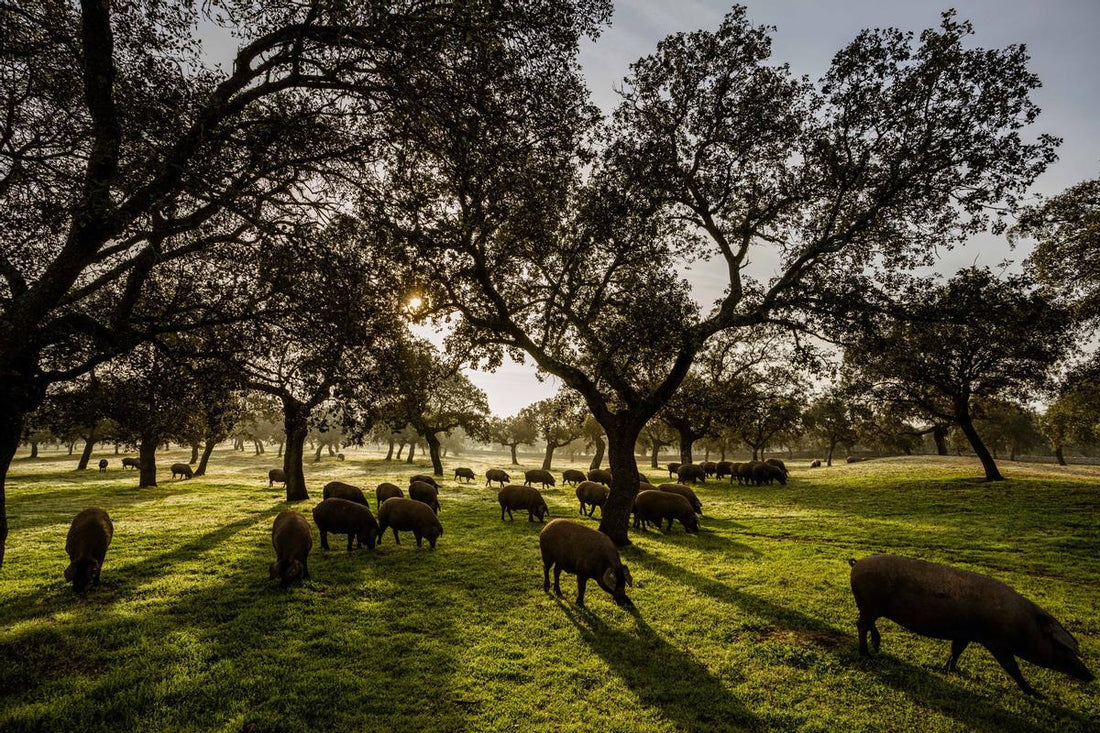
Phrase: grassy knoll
[{"left": 1, "top": 449, "right": 1097, "bottom": 732}]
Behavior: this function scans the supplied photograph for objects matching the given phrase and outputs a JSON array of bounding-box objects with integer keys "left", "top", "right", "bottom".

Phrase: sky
[{"left": 458, "top": 0, "right": 1100, "bottom": 416}]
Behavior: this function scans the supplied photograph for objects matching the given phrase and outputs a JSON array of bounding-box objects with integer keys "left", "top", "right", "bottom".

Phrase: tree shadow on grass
[
  {"left": 635, "top": 547, "right": 1094, "bottom": 733},
  {"left": 558, "top": 598, "right": 760, "bottom": 732},
  {"left": 0, "top": 509, "right": 281, "bottom": 627},
  {"left": 630, "top": 525, "right": 760, "bottom": 557}
]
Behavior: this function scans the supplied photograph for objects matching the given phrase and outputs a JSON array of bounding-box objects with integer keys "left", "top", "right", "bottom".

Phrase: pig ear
[
  {"left": 602, "top": 568, "right": 616, "bottom": 588},
  {"left": 64, "top": 563, "right": 75, "bottom": 581},
  {"left": 622, "top": 565, "right": 634, "bottom": 587},
  {"left": 1040, "top": 614, "right": 1080, "bottom": 652}
]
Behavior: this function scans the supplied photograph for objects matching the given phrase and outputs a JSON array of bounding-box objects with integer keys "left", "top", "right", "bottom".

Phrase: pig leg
[
  {"left": 347, "top": 533, "right": 355, "bottom": 552},
  {"left": 553, "top": 566, "right": 563, "bottom": 597},
  {"left": 543, "top": 562, "right": 552, "bottom": 593},
  {"left": 857, "top": 615, "right": 880, "bottom": 656},
  {"left": 302, "top": 558, "right": 310, "bottom": 579},
  {"left": 320, "top": 530, "right": 330, "bottom": 551},
  {"left": 576, "top": 577, "right": 587, "bottom": 607},
  {"left": 414, "top": 531, "right": 423, "bottom": 547},
  {"left": 392, "top": 528, "right": 400, "bottom": 544},
  {"left": 501, "top": 504, "right": 506, "bottom": 521},
  {"left": 989, "top": 648, "right": 1040, "bottom": 697},
  {"left": 944, "top": 639, "right": 969, "bottom": 672}
]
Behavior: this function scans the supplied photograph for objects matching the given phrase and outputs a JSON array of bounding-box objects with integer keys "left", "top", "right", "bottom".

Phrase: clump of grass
[{"left": 1, "top": 450, "right": 1097, "bottom": 732}]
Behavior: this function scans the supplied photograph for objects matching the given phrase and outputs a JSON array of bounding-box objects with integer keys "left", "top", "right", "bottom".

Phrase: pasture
[{"left": 1, "top": 450, "right": 1097, "bottom": 732}]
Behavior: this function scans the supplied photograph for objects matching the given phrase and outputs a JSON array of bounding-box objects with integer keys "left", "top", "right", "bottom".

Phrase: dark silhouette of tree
[
  {"left": 518, "top": 391, "right": 586, "bottom": 471},
  {"left": 581, "top": 416, "right": 606, "bottom": 470},
  {"left": 803, "top": 391, "right": 863, "bottom": 466},
  {"left": 640, "top": 422, "right": 676, "bottom": 469},
  {"left": 1040, "top": 356, "right": 1100, "bottom": 464},
  {"left": 382, "top": 9, "right": 1056, "bottom": 543},
  {"left": 1012, "top": 178, "right": 1100, "bottom": 322},
  {"left": 390, "top": 340, "right": 489, "bottom": 477},
  {"left": 237, "top": 220, "right": 401, "bottom": 500},
  {"left": 844, "top": 268, "right": 1071, "bottom": 481},
  {"left": 489, "top": 414, "right": 537, "bottom": 465}
]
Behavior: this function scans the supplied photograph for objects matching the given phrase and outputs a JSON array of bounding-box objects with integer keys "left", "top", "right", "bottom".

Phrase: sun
[{"left": 407, "top": 296, "right": 423, "bottom": 310}]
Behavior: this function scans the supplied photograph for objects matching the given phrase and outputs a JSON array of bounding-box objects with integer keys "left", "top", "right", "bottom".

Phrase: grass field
[{"left": 1, "top": 448, "right": 1097, "bottom": 732}]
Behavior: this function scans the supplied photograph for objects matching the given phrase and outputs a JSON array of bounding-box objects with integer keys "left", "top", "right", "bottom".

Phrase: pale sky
[{"left": 462, "top": 0, "right": 1100, "bottom": 416}]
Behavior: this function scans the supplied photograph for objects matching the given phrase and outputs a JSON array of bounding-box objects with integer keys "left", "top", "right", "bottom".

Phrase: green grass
[{"left": 1, "top": 449, "right": 1098, "bottom": 732}]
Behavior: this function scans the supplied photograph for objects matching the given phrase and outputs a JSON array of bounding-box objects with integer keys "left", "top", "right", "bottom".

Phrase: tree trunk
[
  {"left": 277, "top": 441, "right": 284, "bottom": 458},
  {"left": 313, "top": 441, "right": 324, "bottom": 463},
  {"left": 704, "top": 446, "right": 710, "bottom": 461},
  {"left": 405, "top": 442, "right": 415, "bottom": 464},
  {"left": 190, "top": 442, "right": 199, "bottom": 464},
  {"left": 589, "top": 436, "right": 604, "bottom": 471},
  {"left": 599, "top": 427, "right": 644, "bottom": 546},
  {"left": 751, "top": 446, "right": 759, "bottom": 461},
  {"left": 678, "top": 434, "right": 694, "bottom": 465},
  {"left": 933, "top": 425, "right": 949, "bottom": 456},
  {"left": 955, "top": 404, "right": 1003, "bottom": 481},
  {"left": 282, "top": 399, "right": 310, "bottom": 501},
  {"left": 194, "top": 438, "right": 216, "bottom": 477},
  {"left": 541, "top": 443, "right": 555, "bottom": 471},
  {"left": 649, "top": 440, "right": 661, "bottom": 468},
  {"left": 138, "top": 434, "right": 158, "bottom": 488},
  {"left": 396, "top": 442, "right": 406, "bottom": 459},
  {"left": 385, "top": 439, "right": 395, "bottom": 460},
  {"left": 114, "top": 443, "right": 119, "bottom": 455},
  {"left": 1055, "top": 445, "right": 1066, "bottom": 466},
  {"left": 77, "top": 437, "right": 96, "bottom": 470},
  {"left": 67, "top": 441, "right": 75, "bottom": 456},
  {"left": 426, "top": 432, "right": 444, "bottom": 476},
  {"left": 1, "top": 406, "right": 28, "bottom": 568},
  {"left": 510, "top": 443, "right": 519, "bottom": 465},
  {"left": 826, "top": 442, "right": 835, "bottom": 467},
  {"left": 30, "top": 441, "right": 39, "bottom": 459},
  {"left": 720, "top": 444, "right": 727, "bottom": 460}
]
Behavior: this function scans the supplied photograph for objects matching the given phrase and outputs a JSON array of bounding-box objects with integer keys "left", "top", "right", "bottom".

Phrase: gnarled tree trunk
[
  {"left": 138, "top": 434, "right": 158, "bottom": 488},
  {"left": 281, "top": 399, "right": 310, "bottom": 501},
  {"left": 0, "top": 406, "right": 28, "bottom": 568},
  {"left": 385, "top": 439, "right": 395, "bottom": 460},
  {"left": 589, "top": 436, "right": 604, "bottom": 470},
  {"left": 405, "top": 442, "right": 415, "bottom": 464},
  {"left": 933, "top": 424, "right": 949, "bottom": 456},
  {"left": 190, "top": 442, "right": 199, "bottom": 464},
  {"left": 599, "top": 426, "right": 644, "bottom": 546},
  {"left": 77, "top": 437, "right": 96, "bottom": 470},
  {"left": 510, "top": 443, "right": 520, "bottom": 465},
  {"left": 1055, "top": 445, "right": 1066, "bottom": 466},
  {"left": 194, "top": 438, "right": 216, "bottom": 477},
  {"left": 541, "top": 443, "right": 556, "bottom": 471},
  {"left": 426, "top": 432, "right": 444, "bottom": 476},
  {"left": 955, "top": 401, "right": 1003, "bottom": 481}
]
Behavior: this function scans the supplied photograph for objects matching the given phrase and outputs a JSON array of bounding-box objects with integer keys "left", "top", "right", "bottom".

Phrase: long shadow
[
  {"left": 5, "top": 483, "right": 194, "bottom": 532},
  {"left": 558, "top": 598, "right": 760, "bottom": 731},
  {"left": 629, "top": 524, "right": 761, "bottom": 557},
  {"left": 635, "top": 548, "right": 1094, "bottom": 733},
  {"left": 0, "top": 509, "right": 280, "bottom": 627}
]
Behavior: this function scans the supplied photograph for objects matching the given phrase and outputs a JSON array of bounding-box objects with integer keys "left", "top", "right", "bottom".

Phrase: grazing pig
[
  {"left": 632, "top": 490, "right": 699, "bottom": 534},
  {"left": 312, "top": 498, "right": 379, "bottom": 551},
  {"left": 587, "top": 469, "right": 613, "bottom": 486},
  {"left": 751, "top": 462, "right": 787, "bottom": 486},
  {"left": 667, "top": 462, "right": 681, "bottom": 478},
  {"left": 410, "top": 474, "right": 439, "bottom": 488},
  {"left": 539, "top": 519, "right": 633, "bottom": 608},
  {"left": 454, "top": 467, "right": 476, "bottom": 483},
  {"left": 499, "top": 484, "right": 550, "bottom": 522},
  {"left": 337, "top": 453, "right": 345, "bottom": 461},
  {"left": 677, "top": 463, "right": 706, "bottom": 484},
  {"left": 170, "top": 462, "right": 193, "bottom": 480},
  {"left": 377, "top": 497, "right": 443, "bottom": 548},
  {"left": 98, "top": 459, "right": 108, "bottom": 472},
  {"left": 376, "top": 482, "right": 404, "bottom": 508},
  {"left": 121, "top": 457, "right": 139, "bottom": 470},
  {"left": 409, "top": 480, "right": 441, "bottom": 514},
  {"left": 849, "top": 554, "right": 1094, "bottom": 696},
  {"left": 524, "top": 468, "right": 556, "bottom": 489},
  {"left": 268, "top": 468, "right": 286, "bottom": 487},
  {"left": 270, "top": 510, "right": 312, "bottom": 586},
  {"left": 765, "top": 458, "right": 788, "bottom": 475},
  {"left": 323, "top": 481, "right": 369, "bottom": 506},
  {"left": 702, "top": 461, "right": 717, "bottom": 477},
  {"left": 562, "top": 469, "right": 586, "bottom": 486},
  {"left": 737, "top": 461, "right": 759, "bottom": 484},
  {"left": 657, "top": 483, "right": 703, "bottom": 515},
  {"left": 730, "top": 462, "right": 744, "bottom": 484},
  {"left": 485, "top": 468, "right": 510, "bottom": 488},
  {"left": 575, "top": 480, "right": 610, "bottom": 518},
  {"left": 810, "top": 459, "right": 822, "bottom": 468},
  {"left": 715, "top": 461, "right": 733, "bottom": 480},
  {"left": 64, "top": 507, "right": 113, "bottom": 593}
]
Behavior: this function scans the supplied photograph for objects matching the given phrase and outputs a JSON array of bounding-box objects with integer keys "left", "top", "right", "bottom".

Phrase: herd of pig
[{"left": 59, "top": 460, "right": 1092, "bottom": 699}]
